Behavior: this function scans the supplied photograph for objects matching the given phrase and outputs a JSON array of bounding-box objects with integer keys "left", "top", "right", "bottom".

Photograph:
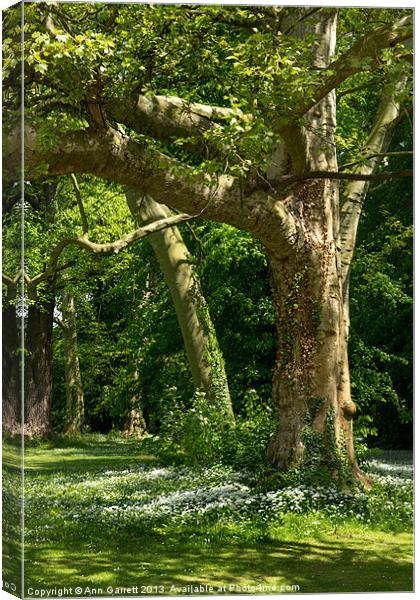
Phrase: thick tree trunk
[
  {"left": 266, "top": 217, "right": 367, "bottom": 485},
  {"left": 126, "top": 191, "right": 235, "bottom": 424},
  {"left": 24, "top": 298, "right": 54, "bottom": 437},
  {"left": 265, "top": 11, "right": 371, "bottom": 486},
  {"left": 266, "top": 243, "right": 363, "bottom": 484},
  {"left": 61, "top": 290, "right": 85, "bottom": 435},
  {"left": 2, "top": 303, "right": 21, "bottom": 435}
]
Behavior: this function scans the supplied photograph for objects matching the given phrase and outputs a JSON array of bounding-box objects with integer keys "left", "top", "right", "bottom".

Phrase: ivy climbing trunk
[
  {"left": 60, "top": 290, "right": 85, "bottom": 435},
  {"left": 125, "top": 191, "right": 235, "bottom": 424},
  {"left": 266, "top": 10, "right": 368, "bottom": 484},
  {"left": 2, "top": 302, "right": 21, "bottom": 435},
  {"left": 266, "top": 184, "right": 366, "bottom": 484},
  {"left": 24, "top": 294, "right": 54, "bottom": 437}
]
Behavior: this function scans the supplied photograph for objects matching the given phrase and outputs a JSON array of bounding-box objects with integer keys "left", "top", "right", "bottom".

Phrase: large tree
[{"left": 4, "top": 4, "right": 412, "bottom": 483}]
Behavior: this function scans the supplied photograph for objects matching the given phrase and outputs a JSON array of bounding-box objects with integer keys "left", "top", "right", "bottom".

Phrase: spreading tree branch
[
  {"left": 2, "top": 270, "right": 22, "bottom": 300},
  {"left": 29, "top": 211, "right": 199, "bottom": 289},
  {"left": 2, "top": 272, "right": 21, "bottom": 287},
  {"left": 107, "top": 94, "right": 250, "bottom": 158},
  {"left": 4, "top": 124, "right": 295, "bottom": 253}
]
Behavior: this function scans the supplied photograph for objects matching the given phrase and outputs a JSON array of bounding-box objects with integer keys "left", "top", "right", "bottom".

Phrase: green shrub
[
  {"left": 159, "top": 388, "right": 275, "bottom": 471},
  {"left": 221, "top": 389, "right": 275, "bottom": 471},
  {"left": 159, "top": 390, "right": 228, "bottom": 465}
]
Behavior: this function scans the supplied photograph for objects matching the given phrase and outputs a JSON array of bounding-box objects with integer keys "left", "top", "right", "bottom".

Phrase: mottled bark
[
  {"left": 126, "top": 191, "right": 235, "bottom": 423},
  {"left": 267, "top": 12, "right": 366, "bottom": 484},
  {"left": 24, "top": 296, "right": 54, "bottom": 437},
  {"left": 60, "top": 290, "right": 84, "bottom": 435},
  {"left": 266, "top": 222, "right": 369, "bottom": 485}
]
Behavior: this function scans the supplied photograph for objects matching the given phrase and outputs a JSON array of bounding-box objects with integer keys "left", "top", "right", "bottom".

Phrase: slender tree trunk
[
  {"left": 24, "top": 297, "right": 54, "bottom": 437},
  {"left": 2, "top": 303, "right": 21, "bottom": 435},
  {"left": 60, "top": 290, "right": 85, "bottom": 435},
  {"left": 337, "top": 280, "right": 368, "bottom": 483},
  {"left": 126, "top": 191, "right": 235, "bottom": 424},
  {"left": 122, "top": 370, "right": 147, "bottom": 438}
]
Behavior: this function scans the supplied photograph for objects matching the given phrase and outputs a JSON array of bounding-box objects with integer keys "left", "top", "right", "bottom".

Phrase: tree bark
[
  {"left": 266, "top": 11, "right": 369, "bottom": 484},
  {"left": 266, "top": 209, "right": 367, "bottom": 484},
  {"left": 2, "top": 303, "right": 21, "bottom": 435},
  {"left": 24, "top": 296, "right": 54, "bottom": 437},
  {"left": 122, "top": 370, "right": 147, "bottom": 438},
  {"left": 60, "top": 290, "right": 85, "bottom": 435},
  {"left": 126, "top": 191, "right": 235, "bottom": 424}
]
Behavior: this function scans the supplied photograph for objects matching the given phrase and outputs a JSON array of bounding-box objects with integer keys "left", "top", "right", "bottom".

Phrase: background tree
[
  {"left": 126, "top": 191, "right": 234, "bottom": 423},
  {"left": 55, "top": 288, "right": 85, "bottom": 435}
]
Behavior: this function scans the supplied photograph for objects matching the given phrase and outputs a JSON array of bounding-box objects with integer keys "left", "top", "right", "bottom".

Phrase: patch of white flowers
[
  {"left": 23, "top": 452, "right": 412, "bottom": 540},
  {"left": 365, "top": 457, "right": 413, "bottom": 480}
]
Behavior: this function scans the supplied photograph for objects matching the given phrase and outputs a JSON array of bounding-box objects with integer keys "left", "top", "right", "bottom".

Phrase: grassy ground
[{"left": 2, "top": 436, "right": 414, "bottom": 596}]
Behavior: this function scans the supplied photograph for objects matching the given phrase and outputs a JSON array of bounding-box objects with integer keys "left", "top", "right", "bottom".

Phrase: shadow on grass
[
  {"left": 24, "top": 531, "right": 413, "bottom": 594},
  {"left": 3, "top": 437, "right": 159, "bottom": 474},
  {"left": 9, "top": 437, "right": 414, "bottom": 595}
]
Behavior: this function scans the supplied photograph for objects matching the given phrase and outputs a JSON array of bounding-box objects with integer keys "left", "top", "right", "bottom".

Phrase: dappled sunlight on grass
[
  {"left": 21, "top": 436, "right": 159, "bottom": 473},
  {"left": 2, "top": 435, "right": 413, "bottom": 595},
  {"left": 24, "top": 530, "right": 413, "bottom": 594}
]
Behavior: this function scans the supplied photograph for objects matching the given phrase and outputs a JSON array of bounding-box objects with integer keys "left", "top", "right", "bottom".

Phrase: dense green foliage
[{"left": 2, "top": 3, "right": 412, "bottom": 451}]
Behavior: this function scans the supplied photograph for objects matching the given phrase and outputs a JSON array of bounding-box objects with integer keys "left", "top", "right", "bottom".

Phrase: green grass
[
  {"left": 2, "top": 436, "right": 414, "bottom": 596},
  {"left": 23, "top": 527, "right": 413, "bottom": 594}
]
